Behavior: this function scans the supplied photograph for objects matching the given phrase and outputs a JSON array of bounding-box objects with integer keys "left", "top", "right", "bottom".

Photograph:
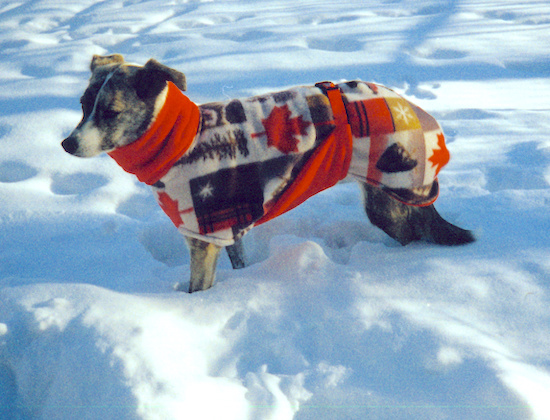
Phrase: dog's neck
[{"left": 108, "top": 82, "right": 200, "bottom": 185}]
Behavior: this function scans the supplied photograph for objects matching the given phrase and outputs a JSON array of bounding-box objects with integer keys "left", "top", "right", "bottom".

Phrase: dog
[{"left": 62, "top": 54, "right": 474, "bottom": 292}]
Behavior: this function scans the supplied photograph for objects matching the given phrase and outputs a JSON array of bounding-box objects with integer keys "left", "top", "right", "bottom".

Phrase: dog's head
[{"left": 62, "top": 54, "right": 187, "bottom": 157}]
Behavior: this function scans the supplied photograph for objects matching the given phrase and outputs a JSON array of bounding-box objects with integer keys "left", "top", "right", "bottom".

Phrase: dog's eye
[{"left": 101, "top": 108, "right": 120, "bottom": 119}]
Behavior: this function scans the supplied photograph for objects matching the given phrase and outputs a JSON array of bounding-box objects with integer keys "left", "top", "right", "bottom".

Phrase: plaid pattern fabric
[{"left": 189, "top": 164, "right": 264, "bottom": 235}]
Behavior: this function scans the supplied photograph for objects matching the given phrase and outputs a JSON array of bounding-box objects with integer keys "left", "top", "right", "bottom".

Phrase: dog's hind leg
[
  {"left": 362, "top": 184, "right": 475, "bottom": 246},
  {"left": 185, "top": 237, "right": 222, "bottom": 293},
  {"left": 226, "top": 238, "right": 247, "bottom": 269}
]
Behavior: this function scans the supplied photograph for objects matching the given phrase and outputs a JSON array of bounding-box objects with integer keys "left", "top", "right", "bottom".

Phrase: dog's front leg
[
  {"left": 225, "top": 238, "right": 247, "bottom": 269},
  {"left": 185, "top": 237, "right": 222, "bottom": 293}
]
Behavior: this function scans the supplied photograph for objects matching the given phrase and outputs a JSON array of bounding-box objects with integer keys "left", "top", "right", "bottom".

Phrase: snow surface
[{"left": 1, "top": 0, "right": 550, "bottom": 419}]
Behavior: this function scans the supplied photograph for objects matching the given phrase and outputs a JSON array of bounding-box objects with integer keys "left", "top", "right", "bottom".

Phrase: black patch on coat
[
  {"left": 190, "top": 164, "right": 264, "bottom": 234},
  {"left": 225, "top": 100, "right": 247, "bottom": 124},
  {"left": 376, "top": 142, "right": 418, "bottom": 173},
  {"left": 273, "top": 91, "right": 296, "bottom": 103}
]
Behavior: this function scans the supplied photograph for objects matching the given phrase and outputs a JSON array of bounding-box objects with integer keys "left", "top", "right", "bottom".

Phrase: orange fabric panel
[
  {"left": 256, "top": 85, "right": 353, "bottom": 226},
  {"left": 347, "top": 98, "right": 395, "bottom": 138}
]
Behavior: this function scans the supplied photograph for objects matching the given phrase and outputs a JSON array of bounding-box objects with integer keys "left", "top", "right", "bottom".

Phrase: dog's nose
[{"left": 62, "top": 137, "right": 79, "bottom": 155}]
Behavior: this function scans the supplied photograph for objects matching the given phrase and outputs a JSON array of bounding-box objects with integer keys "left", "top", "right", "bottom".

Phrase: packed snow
[{"left": 1, "top": 0, "right": 550, "bottom": 419}]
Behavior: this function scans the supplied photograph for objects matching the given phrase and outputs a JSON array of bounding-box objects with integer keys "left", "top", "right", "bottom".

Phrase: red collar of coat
[{"left": 108, "top": 82, "right": 200, "bottom": 185}]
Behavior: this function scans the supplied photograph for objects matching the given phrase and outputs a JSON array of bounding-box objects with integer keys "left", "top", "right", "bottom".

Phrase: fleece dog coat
[{"left": 109, "top": 80, "right": 450, "bottom": 246}]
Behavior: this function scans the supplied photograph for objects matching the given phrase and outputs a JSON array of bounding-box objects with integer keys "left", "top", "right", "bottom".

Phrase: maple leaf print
[
  {"left": 429, "top": 133, "right": 450, "bottom": 175},
  {"left": 157, "top": 191, "right": 184, "bottom": 227},
  {"left": 259, "top": 104, "right": 311, "bottom": 154}
]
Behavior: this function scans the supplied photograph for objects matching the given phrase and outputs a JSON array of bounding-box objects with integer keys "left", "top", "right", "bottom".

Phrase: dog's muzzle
[{"left": 61, "top": 137, "right": 79, "bottom": 155}]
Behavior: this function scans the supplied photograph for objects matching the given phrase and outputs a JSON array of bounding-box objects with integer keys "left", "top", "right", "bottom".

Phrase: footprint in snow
[
  {"left": 50, "top": 172, "right": 109, "bottom": 195},
  {"left": 0, "top": 161, "right": 38, "bottom": 183},
  {"left": 116, "top": 192, "right": 159, "bottom": 221},
  {"left": 317, "top": 15, "right": 361, "bottom": 25},
  {"left": 441, "top": 109, "right": 498, "bottom": 120},
  {"left": 203, "top": 30, "right": 273, "bottom": 42},
  {"left": 484, "top": 10, "right": 519, "bottom": 22},
  {"left": 138, "top": 223, "right": 188, "bottom": 267},
  {"left": 307, "top": 37, "right": 363, "bottom": 52},
  {"left": 414, "top": 4, "right": 452, "bottom": 16}
]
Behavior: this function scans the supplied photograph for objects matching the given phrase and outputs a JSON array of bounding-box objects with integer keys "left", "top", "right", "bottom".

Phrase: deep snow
[{"left": 1, "top": 0, "right": 550, "bottom": 419}]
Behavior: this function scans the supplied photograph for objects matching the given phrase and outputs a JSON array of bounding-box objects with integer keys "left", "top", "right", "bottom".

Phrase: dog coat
[{"left": 109, "top": 80, "right": 449, "bottom": 246}]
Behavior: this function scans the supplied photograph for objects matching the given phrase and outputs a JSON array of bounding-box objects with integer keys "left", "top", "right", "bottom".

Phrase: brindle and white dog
[{"left": 62, "top": 54, "right": 474, "bottom": 292}]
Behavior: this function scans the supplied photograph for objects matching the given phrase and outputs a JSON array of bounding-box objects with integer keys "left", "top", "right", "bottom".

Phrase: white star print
[{"left": 198, "top": 182, "right": 214, "bottom": 201}]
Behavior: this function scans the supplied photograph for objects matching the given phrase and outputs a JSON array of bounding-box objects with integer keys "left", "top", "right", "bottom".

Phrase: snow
[{"left": 1, "top": 0, "right": 549, "bottom": 419}]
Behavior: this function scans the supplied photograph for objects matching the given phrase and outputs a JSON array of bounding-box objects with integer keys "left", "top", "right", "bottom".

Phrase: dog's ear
[
  {"left": 134, "top": 59, "right": 187, "bottom": 100},
  {"left": 91, "top": 54, "right": 125, "bottom": 71}
]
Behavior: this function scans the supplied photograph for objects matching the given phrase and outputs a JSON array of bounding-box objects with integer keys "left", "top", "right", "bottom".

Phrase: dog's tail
[
  {"left": 407, "top": 204, "right": 475, "bottom": 246},
  {"left": 363, "top": 184, "right": 475, "bottom": 246}
]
